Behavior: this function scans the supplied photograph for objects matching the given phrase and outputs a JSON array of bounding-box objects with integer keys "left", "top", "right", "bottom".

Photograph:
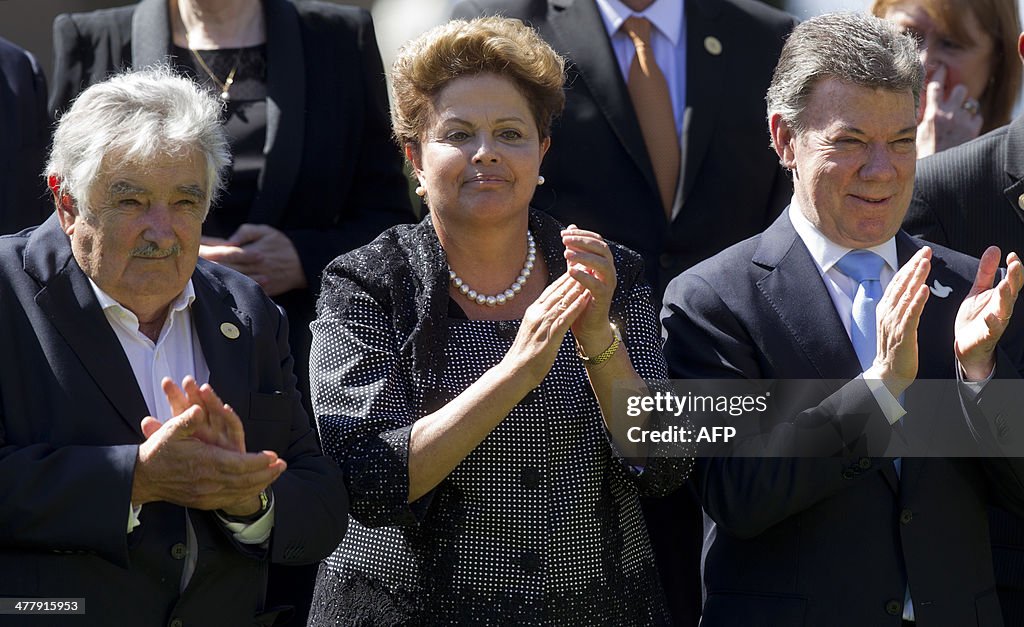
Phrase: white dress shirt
[{"left": 89, "top": 278, "right": 273, "bottom": 589}]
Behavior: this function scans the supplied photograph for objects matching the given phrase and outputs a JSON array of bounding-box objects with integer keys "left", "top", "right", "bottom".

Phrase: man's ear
[
  {"left": 769, "top": 113, "right": 798, "bottom": 171},
  {"left": 49, "top": 175, "right": 79, "bottom": 235}
]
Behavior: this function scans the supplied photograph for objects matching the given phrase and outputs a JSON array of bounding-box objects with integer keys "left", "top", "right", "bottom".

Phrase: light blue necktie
[
  {"left": 836, "top": 250, "right": 915, "bottom": 620},
  {"left": 835, "top": 250, "right": 886, "bottom": 371}
]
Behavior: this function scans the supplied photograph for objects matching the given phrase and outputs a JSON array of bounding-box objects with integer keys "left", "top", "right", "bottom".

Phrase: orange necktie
[{"left": 624, "top": 16, "right": 680, "bottom": 219}]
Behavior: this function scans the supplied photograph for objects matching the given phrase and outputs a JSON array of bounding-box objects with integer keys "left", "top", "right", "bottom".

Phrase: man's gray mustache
[{"left": 131, "top": 243, "right": 181, "bottom": 258}]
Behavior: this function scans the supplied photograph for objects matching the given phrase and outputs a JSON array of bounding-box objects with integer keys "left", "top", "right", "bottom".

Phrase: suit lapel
[
  {"left": 248, "top": 0, "right": 305, "bottom": 225},
  {"left": 130, "top": 0, "right": 173, "bottom": 68},
  {"left": 27, "top": 218, "right": 148, "bottom": 436},
  {"left": 753, "top": 213, "right": 861, "bottom": 380},
  {"left": 547, "top": 0, "right": 658, "bottom": 198},
  {"left": 681, "top": 0, "right": 724, "bottom": 207},
  {"left": 190, "top": 264, "right": 252, "bottom": 420}
]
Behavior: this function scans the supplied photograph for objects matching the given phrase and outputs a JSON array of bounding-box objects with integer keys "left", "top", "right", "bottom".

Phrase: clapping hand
[
  {"left": 132, "top": 376, "right": 285, "bottom": 516},
  {"left": 955, "top": 247, "right": 1024, "bottom": 381},
  {"left": 561, "top": 225, "right": 618, "bottom": 356}
]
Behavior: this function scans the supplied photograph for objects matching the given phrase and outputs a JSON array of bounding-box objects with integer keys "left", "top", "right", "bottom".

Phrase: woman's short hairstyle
[
  {"left": 390, "top": 16, "right": 566, "bottom": 147},
  {"left": 47, "top": 65, "right": 231, "bottom": 217},
  {"left": 871, "top": 0, "right": 1021, "bottom": 132},
  {"left": 767, "top": 12, "right": 923, "bottom": 146}
]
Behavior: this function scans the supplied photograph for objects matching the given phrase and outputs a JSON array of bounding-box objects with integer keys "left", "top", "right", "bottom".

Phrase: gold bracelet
[{"left": 576, "top": 323, "right": 622, "bottom": 366}]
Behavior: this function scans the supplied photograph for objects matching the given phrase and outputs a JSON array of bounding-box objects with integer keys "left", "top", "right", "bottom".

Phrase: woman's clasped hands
[{"left": 503, "top": 225, "right": 618, "bottom": 384}]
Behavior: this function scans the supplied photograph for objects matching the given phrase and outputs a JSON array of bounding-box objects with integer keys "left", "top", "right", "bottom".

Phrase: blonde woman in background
[{"left": 873, "top": 0, "right": 1021, "bottom": 156}]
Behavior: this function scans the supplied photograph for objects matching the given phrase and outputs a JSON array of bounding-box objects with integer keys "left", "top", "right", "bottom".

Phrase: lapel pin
[
  {"left": 930, "top": 280, "right": 952, "bottom": 298},
  {"left": 220, "top": 322, "right": 240, "bottom": 339},
  {"left": 704, "top": 36, "right": 723, "bottom": 56},
  {"left": 1018, "top": 193, "right": 1024, "bottom": 210}
]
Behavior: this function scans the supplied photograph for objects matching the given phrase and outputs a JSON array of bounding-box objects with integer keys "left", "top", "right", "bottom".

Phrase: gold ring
[{"left": 962, "top": 99, "right": 979, "bottom": 115}]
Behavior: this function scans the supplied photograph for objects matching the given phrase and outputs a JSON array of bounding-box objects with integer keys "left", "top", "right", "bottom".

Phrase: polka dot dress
[{"left": 307, "top": 217, "right": 690, "bottom": 626}]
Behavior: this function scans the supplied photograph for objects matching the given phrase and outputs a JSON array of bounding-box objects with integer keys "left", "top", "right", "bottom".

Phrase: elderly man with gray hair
[
  {"left": 662, "top": 12, "right": 1024, "bottom": 627},
  {"left": 0, "top": 67, "right": 346, "bottom": 627}
]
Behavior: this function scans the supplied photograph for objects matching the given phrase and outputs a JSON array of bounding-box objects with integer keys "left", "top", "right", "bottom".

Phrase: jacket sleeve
[{"left": 310, "top": 271, "right": 433, "bottom": 528}]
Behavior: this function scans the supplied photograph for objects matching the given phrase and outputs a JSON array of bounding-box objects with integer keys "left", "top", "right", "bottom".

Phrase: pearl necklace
[{"left": 449, "top": 231, "right": 536, "bottom": 307}]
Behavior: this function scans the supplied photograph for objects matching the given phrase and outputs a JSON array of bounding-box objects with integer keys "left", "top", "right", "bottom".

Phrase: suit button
[
  {"left": 858, "top": 458, "right": 871, "bottom": 469},
  {"left": 900, "top": 509, "right": 913, "bottom": 524},
  {"left": 842, "top": 469, "right": 855, "bottom": 479},
  {"left": 170, "top": 543, "right": 188, "bottom": 560},
  {"left": 521, "top": 467, "right": 541, "bottom": 489},
  {"left": 659, "top": 254, "right": 674, "bottom": 269},
  {"left": 885, "top": 599, "right": 902, "bottom": 616},
  {"left": 521, "top": 550, "right": 541, "bottom": 573},
  {"left": 169, "top": 619, "right": 184, "bottom": 627}
]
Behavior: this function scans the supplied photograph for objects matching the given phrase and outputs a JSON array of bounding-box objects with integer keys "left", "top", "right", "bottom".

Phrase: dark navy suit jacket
[
  {"left": 0, "top": 216, "right": 348, "bottom": 627},
  {"left": 662, "top": 212, "right": 1024, "bottom": 626}
]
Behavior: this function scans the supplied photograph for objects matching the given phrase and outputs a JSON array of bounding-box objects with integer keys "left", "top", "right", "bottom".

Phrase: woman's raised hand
[
  {"left": 504, "top": 271, "right": 590, "bottom": 386},
  {"left": 562, "top": 225, "right": 617, "bottom": 353}
]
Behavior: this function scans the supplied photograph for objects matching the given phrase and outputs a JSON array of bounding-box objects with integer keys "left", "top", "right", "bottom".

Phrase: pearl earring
[
  {"left": 537, "top": 176, "right": 545, "bottom": 186},
  {"left": 415, "top": 186, "right": 426, "bottom": 197}
]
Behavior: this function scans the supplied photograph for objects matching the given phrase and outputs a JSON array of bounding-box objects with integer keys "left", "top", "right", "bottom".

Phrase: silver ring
[{"left": 962, "top": 99, "right": 980, "bottom": 115}]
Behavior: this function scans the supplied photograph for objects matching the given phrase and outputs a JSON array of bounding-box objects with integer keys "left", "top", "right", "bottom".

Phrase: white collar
[
  {"left": 596, "top": 0, "right": 684, "bottom": 45},
  {"left": 89, "top": 278, "right": 196, "bottom": 326},
  {"left": 787, "top": 199, "right": 899, "bottom": 275}
]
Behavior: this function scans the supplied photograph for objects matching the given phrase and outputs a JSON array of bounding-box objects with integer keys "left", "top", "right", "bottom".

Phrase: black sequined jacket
[{"left": 308, "top": 209, "right": 691, "bottom": 625}]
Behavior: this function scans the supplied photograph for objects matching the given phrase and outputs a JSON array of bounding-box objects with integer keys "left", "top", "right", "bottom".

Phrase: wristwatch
[{"left": 218, "top": 488, "right": 272, "bottom": 524}]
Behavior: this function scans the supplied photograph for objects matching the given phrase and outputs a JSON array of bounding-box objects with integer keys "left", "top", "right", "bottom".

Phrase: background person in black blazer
[
  {"left": 449, "top": 2, "right": 796, "bottom": 624},
  {"left": 48, "top": 3, "right": 412, "bottom": 616},
  {"left": 0, "top": 36, "right": 50, "bottom": 234},
  {"left": 904, "top": 30, "right": 1024, "bottom": 627},
  {"left": 664, "top": 13, "right": 1024, "bottom": 626},
  {"left": 0, "top": 68, "right": 347, "bottom": 627},
  {"left": 48, "top": 0, "right": 415, "bottom": 422}
]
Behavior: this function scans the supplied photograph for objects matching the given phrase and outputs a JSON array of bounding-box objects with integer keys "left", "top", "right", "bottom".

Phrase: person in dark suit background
[
  {"left": 47, "top": 0, "right": 413, "bottom": 618},
  {"left": 0, "top": 67, "right": 346, "bottom": 627},
  {"left": 904, "top": 29, "right": 1024, "bottom": 627},
  {"left": 663, "top": 12, "right": 1024, "bottom": 626},
  {"left": 449, "top": 2, "right": 796, "bottom": 623},
  {"left": 0, "top": 36, "right": 50, "bottom": 234}
]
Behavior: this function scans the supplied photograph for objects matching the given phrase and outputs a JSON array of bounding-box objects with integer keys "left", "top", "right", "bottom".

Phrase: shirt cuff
[
  {"left": 958, "top": 359, "right": 994, "bottom": 400},
  {"left": 128, "top": 503, "right": 142, "bottom": 534},
  {"left": 215, "top": 495, "right": 275, "bottom": 545},
  {"left": 862, "top": 375, "right": 907, "bottom": 425}
]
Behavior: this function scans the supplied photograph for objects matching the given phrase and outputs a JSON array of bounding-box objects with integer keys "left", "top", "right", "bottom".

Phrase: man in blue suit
[
  {"left": 663, "top": 13, "right": 1024, "bottom": 626},
  {"left": 0, "top": 68, "right": 347, "bottom": 627}
]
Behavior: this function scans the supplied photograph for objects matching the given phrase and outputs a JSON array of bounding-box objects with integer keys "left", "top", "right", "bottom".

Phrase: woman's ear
[{"left": 405, "top": 142, "right": 423, "bottom": 178}]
